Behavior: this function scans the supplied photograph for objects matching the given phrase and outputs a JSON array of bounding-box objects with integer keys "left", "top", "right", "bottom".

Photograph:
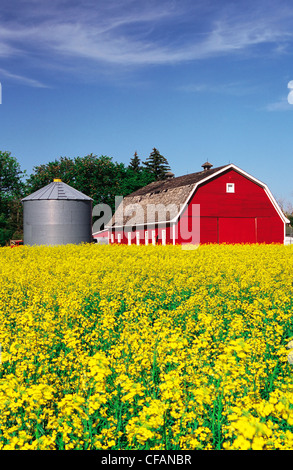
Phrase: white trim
[
  {"left": 162, "top": 229, "right": 166, "bottom": 245},
  {"left": 284, "top": 224, "right": 287, "bottom": 244},
  {"left": 152, "top": 230, "right": 156, "bottom": 245},
  {"left": 145, "top": 231, "right": 149, "bottom": 245},
  {"left": 136, "top": 232, "right": 140, "bottom": 245},
  {"left": 92, "top": 228, "right": 109, "bottom": 237},
  {"left": 106, "top": 220, "right": 166, "bottom": 229},
  {"left": 128, "top": 232, "right": 132, "bottom": 245}
]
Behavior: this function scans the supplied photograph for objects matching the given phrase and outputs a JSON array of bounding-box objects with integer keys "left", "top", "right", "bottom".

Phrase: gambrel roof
[{"left": 106, "top": 163, "right": 289, "bottom": 228}]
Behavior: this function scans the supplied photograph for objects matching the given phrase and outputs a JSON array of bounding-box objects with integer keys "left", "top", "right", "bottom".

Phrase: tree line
[{"left": 0, "top": 148, "right": 172, "bottom": 246}]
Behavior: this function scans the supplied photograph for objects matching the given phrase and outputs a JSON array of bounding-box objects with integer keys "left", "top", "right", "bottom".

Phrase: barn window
[{"left": 226, "top": 183, "right": 235, "bottom": 193}]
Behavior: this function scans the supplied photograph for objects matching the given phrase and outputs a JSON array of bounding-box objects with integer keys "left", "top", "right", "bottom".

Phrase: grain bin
[{"left": 22, "top": 179, "right": 93, "bottom": 246}]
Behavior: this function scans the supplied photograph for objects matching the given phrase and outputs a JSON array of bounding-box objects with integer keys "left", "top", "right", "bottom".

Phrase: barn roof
[
  {"left": 128, "top": 164, "right": 227, "bottom": 197},
  {"left": 106, "top": 163, "right": 289, "bottom": 228},
  {"left": 107, "top": 164, "right": 229, "bottom": 227},
  {"left": 22, "top": 180, "right": 92, "bottom": 201}
]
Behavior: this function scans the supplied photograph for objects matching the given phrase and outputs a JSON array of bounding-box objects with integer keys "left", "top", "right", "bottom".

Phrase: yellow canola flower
[{"left": 0, "top": 243, "right": 293, "bottom": 450}]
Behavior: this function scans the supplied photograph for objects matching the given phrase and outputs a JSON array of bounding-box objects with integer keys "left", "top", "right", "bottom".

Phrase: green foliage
[
  {"left": 143, "top": 148, "right": 171, "bottom": 181},
  {"left": 121, "top": 168, "right": 156, "bottom": 196},
  {"left": 25, "top": 152, "right": 161, "bottom": 211},
  {"left": 0, "top": 151, "right": 26, "bottom": 245},
  {"left": 25, "top": 154, "right": 126, "bottom": 211},
  {"left": 125, "top": 151, "right": 157, "bottom": 193},
  {"left": 128, "top": 152, "right": 142, "bottom": 172},
  {"left": 0, "top": 151, "right": 25, "bottom": 197}
]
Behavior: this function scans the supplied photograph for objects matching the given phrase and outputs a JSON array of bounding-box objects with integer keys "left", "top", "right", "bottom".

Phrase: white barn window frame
[{"left": 226, "top": 183, "right": 235, "bottom": 193}]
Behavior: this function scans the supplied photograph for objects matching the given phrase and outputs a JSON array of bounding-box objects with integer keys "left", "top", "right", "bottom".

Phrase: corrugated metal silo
[{"left": 22, "top": 179, "right": 93, "bottom": 246}]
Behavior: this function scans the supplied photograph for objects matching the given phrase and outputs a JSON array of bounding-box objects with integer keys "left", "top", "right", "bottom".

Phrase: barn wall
[
  {"left": 182, "top": 168, "right": 285, "bottom": 244},
  {"left": 256, "top": 216, "right": 284, "bottom": 243},
  {"left": 107, "top": 168, "right": 286, "bottom": 245}
]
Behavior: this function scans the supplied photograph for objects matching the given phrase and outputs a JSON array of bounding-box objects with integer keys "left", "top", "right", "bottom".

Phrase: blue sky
[{"left": 1, "top": 0, "right": 293, "bottom": 206}]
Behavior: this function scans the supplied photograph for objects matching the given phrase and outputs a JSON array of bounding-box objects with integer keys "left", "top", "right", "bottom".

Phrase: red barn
[{"left": 95, "top": 163, "right": 289, "bottom": 245}]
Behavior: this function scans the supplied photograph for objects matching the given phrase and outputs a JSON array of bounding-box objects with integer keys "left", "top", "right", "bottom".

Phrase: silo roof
[{"left": 22, "top": 180, "right": 93, "bottom": 201}]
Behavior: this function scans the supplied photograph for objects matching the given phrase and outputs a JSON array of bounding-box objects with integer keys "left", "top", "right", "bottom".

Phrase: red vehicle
[{"left": 10, "top": 240, "right": 23, "bottom": 247}]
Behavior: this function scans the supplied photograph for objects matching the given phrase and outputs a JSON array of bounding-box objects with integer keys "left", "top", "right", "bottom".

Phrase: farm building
[
  {"left": 22, "top": 179, "right": 93, "bottom": 246},
  {"left": 93, "top": 162, "right": 289, "bottom": 245}
]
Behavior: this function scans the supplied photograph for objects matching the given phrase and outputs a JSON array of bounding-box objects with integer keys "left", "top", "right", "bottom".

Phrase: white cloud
[
  {"left": 29, "top": 11, "right": 293, "bottom": 65},
  {"left": 0, "top": 0, "right": 293, "bottom": 73}
]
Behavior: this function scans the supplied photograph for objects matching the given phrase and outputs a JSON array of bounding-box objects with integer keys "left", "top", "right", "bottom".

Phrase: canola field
[{"left": 1, "top": 243, "right": 293, "bottom": 450}]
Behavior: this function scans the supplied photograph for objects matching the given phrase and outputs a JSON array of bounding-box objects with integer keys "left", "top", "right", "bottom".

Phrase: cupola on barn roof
[{"left": 201, "top": 161, "right": 213, "bottom": 171}]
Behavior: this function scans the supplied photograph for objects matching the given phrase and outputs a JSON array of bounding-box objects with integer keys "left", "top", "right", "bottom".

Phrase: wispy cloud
[
  {"left": 1, "top": 0, "right": 293, "bottom": 77},
  {"left": 178, "top": 81, "right": 258, "bottom": 97},
  {"left": 266, "top": 98, "right": 293, "bottom": 111},
  {"left": 0, "top": 68, "right": 48, "bottom": 88}
]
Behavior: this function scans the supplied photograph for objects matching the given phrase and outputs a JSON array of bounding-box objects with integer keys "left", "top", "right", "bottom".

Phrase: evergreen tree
[
  {"left": 128, "top": 152, "right": 141, "bottom": 172},
  {"left": 143, "top": 148, "right": 171, "bottom": 181}
]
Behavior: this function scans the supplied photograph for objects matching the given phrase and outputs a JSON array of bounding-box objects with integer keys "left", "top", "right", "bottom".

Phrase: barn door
[{"left": 218, "top": 217, "right": 257, "bottom": 243}]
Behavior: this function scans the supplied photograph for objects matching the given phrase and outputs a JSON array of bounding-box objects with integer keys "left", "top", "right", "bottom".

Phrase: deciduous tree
[
  {"left": 25, "top": 154, "right": 126, "bottom": 211},
  {"left": 0, "top": 151, "right": 26, "bottom": 245}
]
